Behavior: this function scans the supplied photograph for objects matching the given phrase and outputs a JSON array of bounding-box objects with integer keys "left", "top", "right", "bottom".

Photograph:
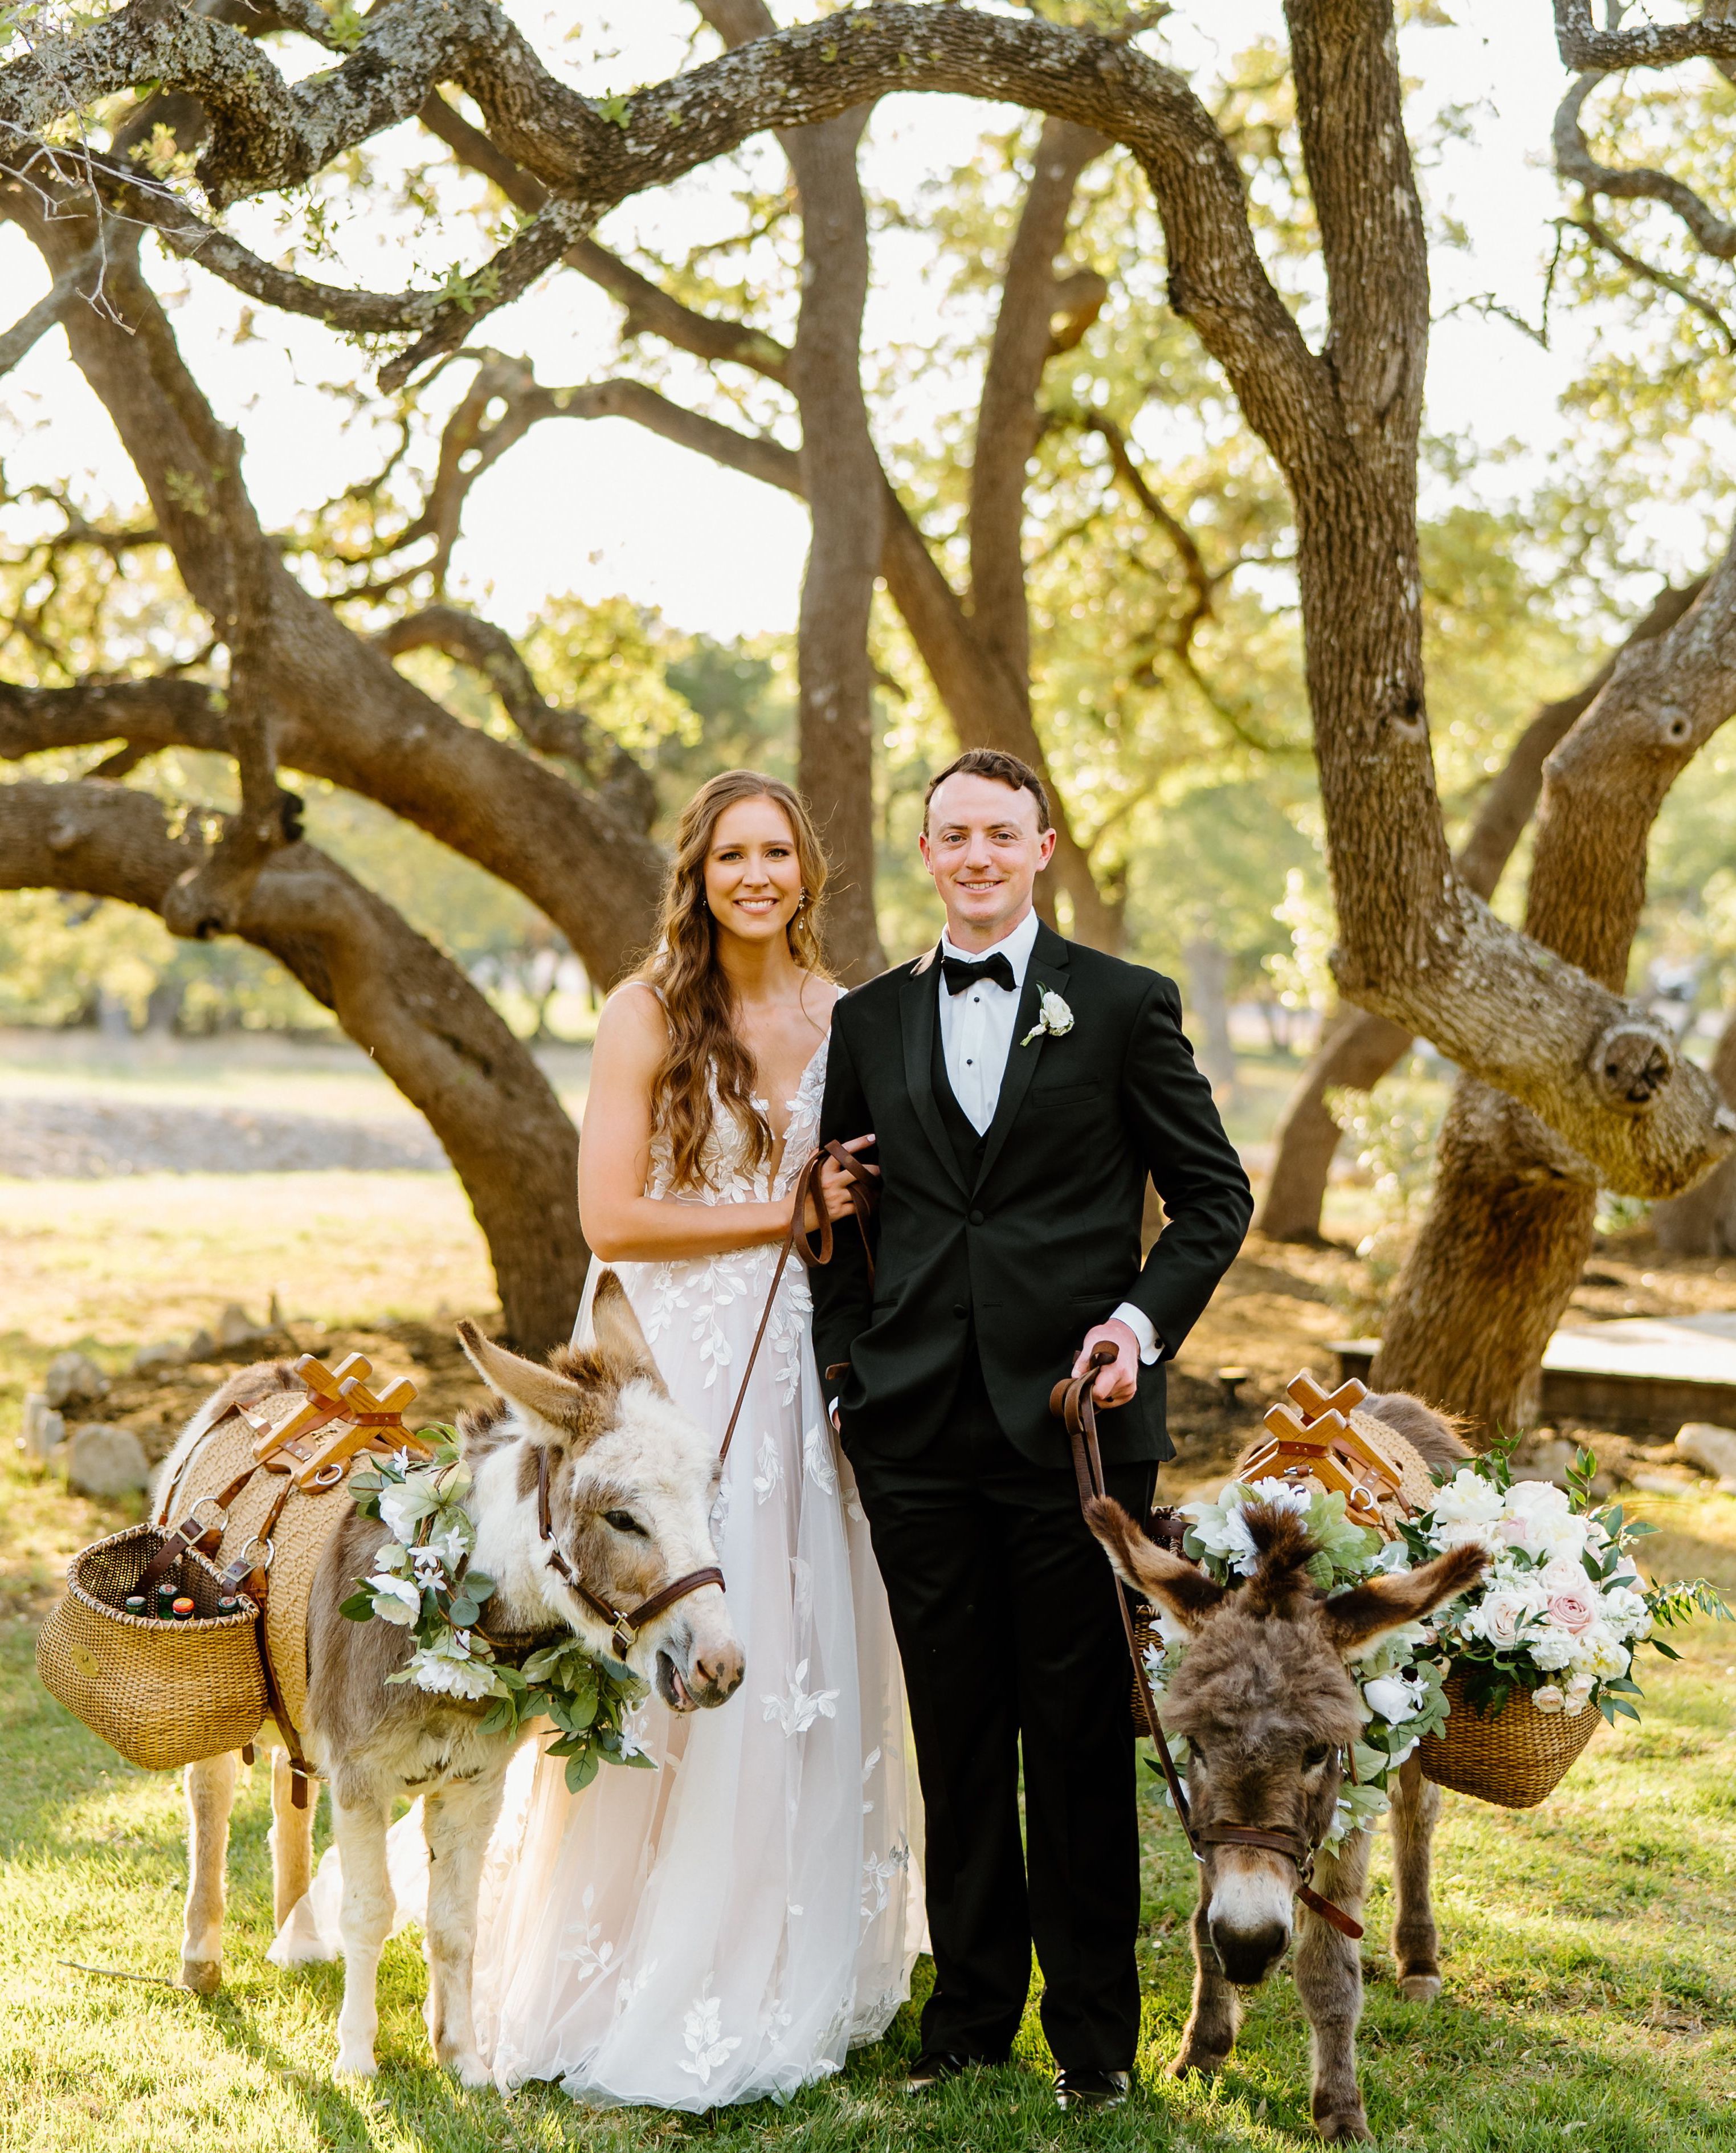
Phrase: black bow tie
[{"left": 942, "top": 950, "right": 1017, "bottom": 996}]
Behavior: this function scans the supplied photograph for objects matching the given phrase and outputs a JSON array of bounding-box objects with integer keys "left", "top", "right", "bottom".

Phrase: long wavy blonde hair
[{"left": 640, "top": 770, "right": 830, "bottom": 1190}]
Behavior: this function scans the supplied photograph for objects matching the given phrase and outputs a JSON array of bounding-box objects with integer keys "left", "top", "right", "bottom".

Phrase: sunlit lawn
[{"left": 2, "top": 1374, "right": 1732, "bottom": 2150}]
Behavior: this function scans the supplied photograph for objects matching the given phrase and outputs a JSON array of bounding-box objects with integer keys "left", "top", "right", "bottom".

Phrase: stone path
[{"left": 0, "top": 1096, "right": 446, "bottom": 1177}]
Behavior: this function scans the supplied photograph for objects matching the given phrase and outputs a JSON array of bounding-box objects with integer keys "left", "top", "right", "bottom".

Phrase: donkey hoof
[
  {"left": 1398, "top": 1969, "right": 1441, "bottom": 2004},
  {"left": 1316, "top": 2109, "right": 1372, "bottom": 2143},
  {"left": 1167, "top": 2045, "right": 1227, "bottom": 2081},
  {"left": 446, "top": 2051, "right": 491, "bottom": 2089},
  {"left": 333, "top": 2048, "right": 378, "bottom": 2079},
  {"left": 180, "top": 1958, "right": 222, "bottom": 1994}
]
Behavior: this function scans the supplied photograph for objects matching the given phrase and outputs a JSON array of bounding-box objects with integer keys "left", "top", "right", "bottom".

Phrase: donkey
[
  {"left": 165, "top": 1274, "right": 744, "bottom": 2082},
  {"left": 1085, "top": 1392, "right": 1481, "bottom": 2144}
]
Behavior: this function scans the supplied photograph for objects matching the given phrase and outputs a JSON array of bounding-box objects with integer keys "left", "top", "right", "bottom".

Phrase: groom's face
[{"left": 920, "top": 773, "right": 1056, "bottom": 949}]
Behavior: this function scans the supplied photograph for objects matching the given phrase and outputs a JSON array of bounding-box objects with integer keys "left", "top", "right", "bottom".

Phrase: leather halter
[
  {"left": 533, "top": 1141, "right": 875, "bottom": 1662},
  {"left": 1051, "top": 1349, "right": 1365, "bottom": 1943},
  {"left": 534, "top": 1443, "right": 725, "bottom": 1662}
]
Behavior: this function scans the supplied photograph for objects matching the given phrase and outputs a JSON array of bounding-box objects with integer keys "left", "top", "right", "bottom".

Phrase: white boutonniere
[{"left": 1020, "top": 988, "right": 1075, "bottom": 1047}]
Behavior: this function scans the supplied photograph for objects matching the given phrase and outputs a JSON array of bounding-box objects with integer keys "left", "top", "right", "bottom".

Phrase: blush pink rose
[{"left": 1547, "top": 1589, "right": 1596, "bottom": 1635}]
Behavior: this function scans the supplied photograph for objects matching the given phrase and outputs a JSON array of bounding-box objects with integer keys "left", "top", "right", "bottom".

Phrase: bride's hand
[{"left": 809, "top": 1135, "right": 879, "bottom": 1229}]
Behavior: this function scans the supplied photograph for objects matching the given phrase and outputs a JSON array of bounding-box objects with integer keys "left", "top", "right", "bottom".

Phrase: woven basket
[
  {"left": 1130, "top": 1601, "right": 1161, "bottom": 1739},
  {"left": 1418, "top": 1670, "right": 1600, "bottom": 1809},
  {"left": 36, "top": 1522, "right": 267, "bottom": 1771}
]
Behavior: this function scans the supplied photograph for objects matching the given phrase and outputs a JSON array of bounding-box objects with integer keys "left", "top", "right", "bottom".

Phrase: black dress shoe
[
  {"left": 1055, "top": 2066, "right": 1132, "bottom": 2112},
  {"left": 904, "top": 2050, "right": 973, "bottom": 2093}
]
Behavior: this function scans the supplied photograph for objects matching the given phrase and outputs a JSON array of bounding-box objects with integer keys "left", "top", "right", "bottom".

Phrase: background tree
[{"left": 4, "top": 0, "right": 1735, "bottom": 1406}]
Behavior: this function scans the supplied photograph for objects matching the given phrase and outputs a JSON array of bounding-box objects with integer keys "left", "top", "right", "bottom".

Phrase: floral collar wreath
[
  {"left": 342, "top": 1433, "right": 654, "bottom": 1791},
  {"left": 1151, "top": 1449, "right": 1727, "bottom": 1851}
]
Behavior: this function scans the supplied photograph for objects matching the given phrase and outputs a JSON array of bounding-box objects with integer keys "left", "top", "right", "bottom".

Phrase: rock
[
  {"left": 129, "top": 1340, "right": 186, "bottom": 1378},
  {"left": 44, "top": 1351, "right": 109, "bottom": 1411},
  {"left": 67, "top": 1422, "right": 151, "bottom": 1498},
  {"left": 1513, "top": 1436, "right": 1578, "bottom": 1488},
  {"left": 1633, "top": 1470, "right": 1696, "bottom": 1497},
  {"left": 185, "top": 1328, "right": 217, "bottom": 1361},
  {"left": 217, "top": 1304, "right": 266, "bottom": 1348},
  {"left": 1676, "top": 1422, "right": 1736, "bottom": 1491},
  {"left": 19, "top": 1393, "right": 64, "bottom": 1466}
]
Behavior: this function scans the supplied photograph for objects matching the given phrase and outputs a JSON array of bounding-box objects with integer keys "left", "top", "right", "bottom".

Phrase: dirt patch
[{"left": 1, "top": 1098, "right": 444, "bottom": 1178}]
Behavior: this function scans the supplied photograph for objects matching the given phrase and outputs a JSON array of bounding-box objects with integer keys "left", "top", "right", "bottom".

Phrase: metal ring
[
  {"left": 189, "top": 1496, "right": 227, "bottom": 1531},
  {"left": 310, "top": 1461, "right": 345, "bottom": 1489}
]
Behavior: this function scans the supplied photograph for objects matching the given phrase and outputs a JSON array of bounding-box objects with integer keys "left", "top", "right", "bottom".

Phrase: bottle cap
[{"left": 172, "top": 1596, "right": 195, "bottom": 1618}]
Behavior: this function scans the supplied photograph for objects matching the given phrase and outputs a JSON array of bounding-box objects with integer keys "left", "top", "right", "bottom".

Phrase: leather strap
[
  {"left": 534, "top": 1443, "right": 724, "bottom": 1661},
  {"left": 1050, "top": 1350, "right": 1365, "bottom": 1944},
  {"left": 718, "top": 1140, "right": 874, "bottom": 1463}
]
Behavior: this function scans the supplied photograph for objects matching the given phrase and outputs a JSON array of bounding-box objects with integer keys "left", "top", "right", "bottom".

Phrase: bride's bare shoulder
[
  {"left": 593, "top": 979, "right": 668, "bottom": 1067},
  {"left": 797, "top": 973, "right": 847, "bottom": 1026}
]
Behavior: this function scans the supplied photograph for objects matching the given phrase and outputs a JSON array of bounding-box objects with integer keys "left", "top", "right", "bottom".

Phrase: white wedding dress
[{"left": 276, "top": 1037, "right": 923, "bottom": 2109}]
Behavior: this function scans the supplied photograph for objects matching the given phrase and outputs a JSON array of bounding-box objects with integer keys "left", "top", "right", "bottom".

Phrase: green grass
[{"left": 3, "top": 1446, "right": 1734, "bottom": 2147}]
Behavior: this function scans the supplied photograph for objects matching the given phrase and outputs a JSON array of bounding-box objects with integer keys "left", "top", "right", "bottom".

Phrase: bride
[{"left": 282, "top": 769, "right": 921, "bottom": 2106}]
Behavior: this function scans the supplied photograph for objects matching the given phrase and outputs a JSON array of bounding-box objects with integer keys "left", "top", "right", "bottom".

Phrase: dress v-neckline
[{"left": 754, "top": 1036, "right": 828, "bottom": 1186}]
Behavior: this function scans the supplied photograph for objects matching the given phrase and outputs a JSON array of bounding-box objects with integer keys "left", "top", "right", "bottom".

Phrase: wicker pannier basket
[
  {"left": 1418, "top": 1670, "right": 1600, "bottom": 1809},
  {"left": 36, "top": 1522, "right": 267, "bottom": 1771}
]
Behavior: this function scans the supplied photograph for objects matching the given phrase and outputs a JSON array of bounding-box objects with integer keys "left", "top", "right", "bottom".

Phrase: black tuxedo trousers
[{"left": 851, "top": 1348, "right": 1154, "bottom": 2069}]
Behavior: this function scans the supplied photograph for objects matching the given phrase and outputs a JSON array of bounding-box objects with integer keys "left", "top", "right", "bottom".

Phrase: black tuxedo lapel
[
  {"left": 899, "top": 944, "right": 970, "bottom": 1196},
  {"left": 974, "top": 921, "right": 1071, "bottom": 1192}
]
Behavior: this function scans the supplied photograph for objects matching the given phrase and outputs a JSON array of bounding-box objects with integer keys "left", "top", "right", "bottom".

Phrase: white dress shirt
[{"left": 936, "top": 910, "right": 1159, "bottom": 1364}]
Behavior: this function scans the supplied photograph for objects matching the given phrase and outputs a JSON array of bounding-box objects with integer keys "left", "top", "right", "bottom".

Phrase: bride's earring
[{"left": 796, "top": 888, "right": 810, "bottom": 910}]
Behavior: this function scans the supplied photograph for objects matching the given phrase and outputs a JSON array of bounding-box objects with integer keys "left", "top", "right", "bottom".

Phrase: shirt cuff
[{"left": 1111, "top": 1302, "right": 1162, "bottom": 1365}]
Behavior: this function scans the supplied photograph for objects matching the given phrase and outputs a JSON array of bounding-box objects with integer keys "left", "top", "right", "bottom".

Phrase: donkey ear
[
  {"left": 587, "top": 1270, "right": 667, "bottom": 1394},
  {"left": 1084, "top": 1498, "right": 1227, "bottom": 1629},
  {"left": 1320, "top": 1541, "right": 1485, "bottom": 1658},
  {"left": 456, "top": 1319, "right": 589, "bottom": 1432}
]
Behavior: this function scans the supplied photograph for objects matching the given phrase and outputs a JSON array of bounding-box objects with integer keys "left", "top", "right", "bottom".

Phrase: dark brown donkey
[{"left": 1086, "top": 1397, "right": 1482, "bottom": 2143}]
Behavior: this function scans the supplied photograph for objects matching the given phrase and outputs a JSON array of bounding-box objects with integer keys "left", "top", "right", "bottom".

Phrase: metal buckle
[{"left": 610, "top": 1614, "right": 638, "bottom": 1652}]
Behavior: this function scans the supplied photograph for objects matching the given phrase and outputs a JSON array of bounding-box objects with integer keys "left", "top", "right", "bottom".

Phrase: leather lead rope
[
  {"left": 1051, "top": 1348, "right": 1365, "bottom": 1944},
  {"left": 718, "top": 1140, "right": 875, "bottom": 1463},
  {"left": 535, "top": 1141, "right": 876, "bottom": 1657}
]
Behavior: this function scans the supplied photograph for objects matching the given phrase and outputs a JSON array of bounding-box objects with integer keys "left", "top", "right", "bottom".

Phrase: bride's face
[{"left": 704, "top": 797, "right": 803, "bottom": 949}]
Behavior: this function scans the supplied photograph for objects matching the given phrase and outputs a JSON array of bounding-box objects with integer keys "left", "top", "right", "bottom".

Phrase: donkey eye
[
  {"left": 604, "top": 1509, "right": 648, "bottom": 1536},
  {"left": 1303, "top": 1743, "right": 1333, "bottom": 1770}
]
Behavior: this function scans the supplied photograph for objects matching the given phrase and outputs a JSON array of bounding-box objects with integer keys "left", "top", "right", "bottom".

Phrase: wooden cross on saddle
[
  {"left": 1235, "top": 1369, "right": 1420, "bottom": 1535},
  {"left": 242, "top": 1352, "right": 432, "bottom": 1491}
]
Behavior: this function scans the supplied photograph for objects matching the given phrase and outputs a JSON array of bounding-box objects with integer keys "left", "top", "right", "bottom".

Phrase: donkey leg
[
  {"left": 1169, "top": 1877, "right": 1241, "bottom": 2077},
  {"left": 1387, "top": 1754, "right": 1444, "bottom": 2001},
  {"left": 330, "top": 1792, "right": 394, "bottom": 2078},
  {"left": 180, "top": 1751, "right": 238, "bottom": 1993},
  {"left": 420, "top": 1773, "right": 506, "bottom": 2086},
  {"left": 1296, "top": 1834, "right": 1373, "bottom": 2144},
  {"left": 269, "top": 1749, "right": 317, "bottom": 1932}
]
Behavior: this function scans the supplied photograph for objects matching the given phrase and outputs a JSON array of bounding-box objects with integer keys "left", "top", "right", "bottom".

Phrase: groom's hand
[{"left": 1072, "top": 1319, "right": 1141, "bottom": 1406}]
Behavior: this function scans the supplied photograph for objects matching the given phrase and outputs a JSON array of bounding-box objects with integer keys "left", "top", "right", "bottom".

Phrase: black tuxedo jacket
[{"left": 811, "top": 920, "right": 1253, "bottom": 1468}]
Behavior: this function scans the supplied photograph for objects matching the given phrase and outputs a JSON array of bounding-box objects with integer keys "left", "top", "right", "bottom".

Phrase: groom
[{"left": 812, "top": 749, "right": 1252, "bottom": 2111}]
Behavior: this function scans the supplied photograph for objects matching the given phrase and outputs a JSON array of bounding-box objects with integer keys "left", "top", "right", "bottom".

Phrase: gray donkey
[
  {"left": 165, "top": 1275, "right": 744, "bottom": 2082},
  {"left": 1086, "top": 1392, "right": 1482, "bottom": 2143}
]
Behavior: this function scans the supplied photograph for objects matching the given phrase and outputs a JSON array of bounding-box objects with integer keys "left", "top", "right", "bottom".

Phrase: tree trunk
[
  {"left": 1256, "top": 576, "right": 1709, "bottom": 1241},
  {"left": 1258, "top": 1004, "right": 1413, "bottom": 1242},
  {"left": 1654, "top": 1010, "right": 1736, "bottom": 1254},
  {"left": 1182, "top": 930, "right": 1237, "bottom": 1095},
  {"left": 1376, "top": 563, "right": 1736, "bottom": 1432},
  {"left": 0, "top": 782, "right": 586, "bottom": 1353},
  {"left": 782, "top": 106, "right": 887, "bottom": 985}
]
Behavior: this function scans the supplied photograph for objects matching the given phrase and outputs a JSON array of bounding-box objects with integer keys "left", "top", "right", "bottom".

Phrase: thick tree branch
[
  {"left": 0, "top": 675, "right": 229, "bottom": 760},
  {"left": 1553, "top": 0, "right": 1736, "bottom": 72},
  {"left": 1554, "top": 75, "right": 1736, "bottom": 260},
  {"left": 0, "top": 778, "right": 585, "bottom": 1351},
  {"left": 970, "top": 116, "right": 1108, "bottom": 690},
  {"left": 376, "top": 604, "right": 656, "bottom": 831}
]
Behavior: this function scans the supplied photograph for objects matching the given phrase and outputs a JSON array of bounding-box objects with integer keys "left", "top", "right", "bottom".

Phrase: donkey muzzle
[{"left": 1207, "top": 1859, "right": 1294, "bottom": 1986}]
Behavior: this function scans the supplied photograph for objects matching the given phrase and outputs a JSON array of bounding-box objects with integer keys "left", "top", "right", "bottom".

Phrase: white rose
[
  {"left": 1506, "top": 1479, "right": 1571, "bottom": 1522},
  {"left": 1563, "top": 1674, "right": 1595, "bottom": 1716},
  {"left": 1429, "top": 1471, "right": 1506, "bottom": 1530},
  {"left": 367, "top": 1571, "right": 423, "bottom": 1625},
  {"left": 1467, "top": 1591, "right": 1530, "bottom": 1649},
  {"left": 1531, "top": 1684, "right": 1566, "bottom": 1715},
  {"left": 1362, "top": 1674, "right": 1424, "bottom": 1726},
  {"left": 1040, "top": 989, "right": 1073, "bottom": 1035}
]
